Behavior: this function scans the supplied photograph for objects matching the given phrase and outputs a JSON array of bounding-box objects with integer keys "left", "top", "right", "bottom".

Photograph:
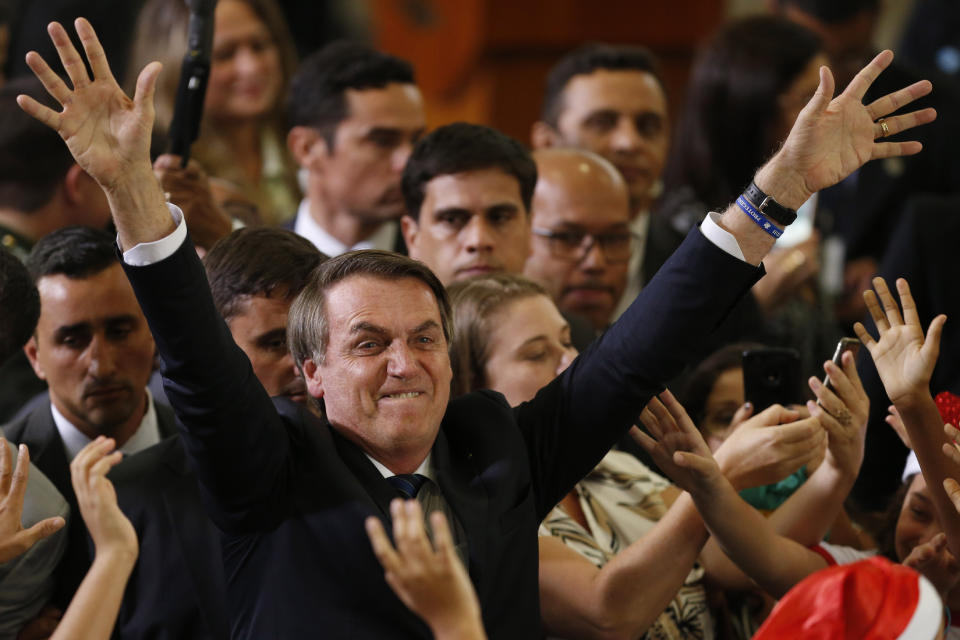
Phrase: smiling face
[
  {"left": 482, "top": 294, "right": 577, "bottom": 407},
  {"left": 25, "top": 264, "right": 155, "bottom": 442},
  {"left": 550, "top": 69, "right": 669, "bottom": 211},
  {"left": 205, "top": 0, "right": 283, "bottom": 123},
  {"left": 301, "top": 275, "right": 452, "bottom": 472},
  {"left": 227, "top": 291, "right": 305, "bottom": 402},
  {"left": 402, "top": 168, "right": 531, "bottom": 285}
]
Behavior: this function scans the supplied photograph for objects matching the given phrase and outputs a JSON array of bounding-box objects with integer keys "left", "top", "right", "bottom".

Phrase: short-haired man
[
  {"left": 105, "top": 228, "right": 324, "bottom": 640},
  {"left": 532, "top": 44, "right": 681, "bottom": 319},
  {"left": 286, "top": 41, "right": 425, "bottom": 256},
  {"left": 25, "top": 19, "right": 932, "bottom": 637},
  {"left": 524, "top": 148, "right": 631, "bottom": 331},
  {"left": 4, "top": 226, "right": 177, "bottom": 606},
  {"left": 400, "top": 122, "right": 535, "bottom": 286}
]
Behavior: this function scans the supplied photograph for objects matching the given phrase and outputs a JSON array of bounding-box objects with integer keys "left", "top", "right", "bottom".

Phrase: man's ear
[
  {"left": 301, "top": 358, "right": 324, "bottom": 399},
  {"left": 400, "top": 215, "right": 419, "bottom": 255},
  {"left": 23, "top": 337, "right": 46, "bottom": 381},
  {"left": 62, "top": 164, "right": 93, "bottom": 207},
  {"left": 287, "top": 126, "right": 328, "bottom": 170},
  {"left": 531, "top": 121, "right": 561, "bottom": 149}
]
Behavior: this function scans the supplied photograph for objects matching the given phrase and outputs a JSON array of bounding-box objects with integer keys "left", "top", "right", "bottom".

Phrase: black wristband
[{"left": 743, "top": 181, "right": 798, "bottom": 227}]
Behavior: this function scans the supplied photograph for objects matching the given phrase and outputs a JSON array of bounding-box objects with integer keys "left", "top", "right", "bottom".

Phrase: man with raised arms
[{"left": 18, "top": 18, "right": 934, "bottom": 638}]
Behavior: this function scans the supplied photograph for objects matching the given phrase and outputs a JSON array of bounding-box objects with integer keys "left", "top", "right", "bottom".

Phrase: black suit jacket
[
  {"left": 123, "top": 228, "right": 761, "bottom": 639},
  {"left": 109, "top": 436, "right": 229, "bottom": 640},
  {"left": 3, "top": 401, "right": 178, "bottom": 607}
]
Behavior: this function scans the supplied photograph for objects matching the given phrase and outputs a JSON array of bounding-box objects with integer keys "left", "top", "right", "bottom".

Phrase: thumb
[
  {"left": 13, "top": 516, "right": 65, "bottom": 552},
  {"left": 922, "top": 314, "right": 946, "bottom": 362},
  {"left": 133, "top": 61, "right": 162, "bottom": 118}
]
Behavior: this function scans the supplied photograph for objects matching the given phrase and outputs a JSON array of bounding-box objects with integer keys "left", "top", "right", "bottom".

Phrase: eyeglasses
[{"left": 531, "top": 227, "right": 635, "bottom": 263}]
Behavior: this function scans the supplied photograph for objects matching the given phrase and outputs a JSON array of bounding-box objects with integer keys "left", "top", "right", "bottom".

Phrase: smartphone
[
  {"left": 821, "top": 337, "right": 862, "bottom": 393},
  {"left": 742, "top": 348, "right": 802, "bottom": 413}
]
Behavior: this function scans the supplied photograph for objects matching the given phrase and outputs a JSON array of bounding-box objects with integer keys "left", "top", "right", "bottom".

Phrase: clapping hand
[
  {"left": 903, "top": 532, "right": 960, "bottom": 597},
  {"left": 0, "top": 439, "right": 65, "bottom": 564},
  {"left": 69, "top": 437, "right": 136, "bottom": 561},
  {"left": 366, "top": 500, "right": 485, "bottom": 640}
]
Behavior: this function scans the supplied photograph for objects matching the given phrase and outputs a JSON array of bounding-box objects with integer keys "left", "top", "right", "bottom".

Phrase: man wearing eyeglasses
[{"left": 525, "top": 149, "right": 632, "bottom": 331}]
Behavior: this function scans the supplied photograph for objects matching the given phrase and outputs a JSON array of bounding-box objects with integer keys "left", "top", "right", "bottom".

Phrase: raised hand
[
  {"left": 710, "top": 405, "right": 826, "bottom": 491},
  {"left": 758, "top": 51, "right": 936, "bottom": 210},
  {"left": 16, "top": 19, "right": 160, "bottom": 192},
  {"left": 0, "top": 439, "right": 65, "bottom": 563},
  {"left": 853, "top": 277, "right": 945, "bottom": 406},
  {"left": 806, "top": 350, "right": 870, "bottom": 480},
  {"left": 366, "top": 500, "right": 485, "bottom": 640},
  {"left": 69, "top": 437, "right": 137, "bottom": 560},
  {"left": 633, "top": 391, "right": 723, "bottom": 495}
]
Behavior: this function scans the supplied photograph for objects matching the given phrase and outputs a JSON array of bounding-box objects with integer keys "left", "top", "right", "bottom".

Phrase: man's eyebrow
[
  {"left": 350, "top": 322, "right": 389, "bottom": 336},
  {"left": 485, "top": 203, "right": 520, "bottom": 215},
  {"left": 411, "top": 320, "right": 441, "bottom": 334},
  {"left": 53, "top": 322, "right": 92, "bottom": 336},
  {"left": 254, "top": 328, "right": 286, "bottom": 344},
  {"left": 432, "top": 207, "right": 471, "bottom": 218}
]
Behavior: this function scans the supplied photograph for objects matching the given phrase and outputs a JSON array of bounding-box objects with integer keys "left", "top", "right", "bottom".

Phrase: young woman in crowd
[
  {"left": 446, "top": 273, "right": 867, "bottom": 638},
  {"left": 126, "top": 0, "right": 300, "bottom": 225},
  {"left": 639, "top": 277, "right": 959, "bottom": 636}
]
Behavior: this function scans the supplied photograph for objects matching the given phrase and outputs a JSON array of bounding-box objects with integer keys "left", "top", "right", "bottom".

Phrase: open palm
[
  {"left": 16, "top": 19, "right": 159, "bottom": 191},
  {"left": 854, "top": 277, "right": 945, "bottom": 405}
]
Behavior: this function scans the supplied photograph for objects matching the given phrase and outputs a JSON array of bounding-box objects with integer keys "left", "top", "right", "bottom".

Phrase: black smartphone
[
  {"left": 821, "top": 337, "right": 862, "bottom": 393},
  {"left": 742, "top": 348, "right": 802, "bottom": 413}
]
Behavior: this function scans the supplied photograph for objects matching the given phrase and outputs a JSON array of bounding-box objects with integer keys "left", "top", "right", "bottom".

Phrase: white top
[
  {"left": 51, "top": 389, "right": 162, "bottom": 461},
  {"left": 292, "top": 198, "right": 399, "bottom": 257},
  {"left": 365, "top": 452, "right": 434, "bottom": 482}
]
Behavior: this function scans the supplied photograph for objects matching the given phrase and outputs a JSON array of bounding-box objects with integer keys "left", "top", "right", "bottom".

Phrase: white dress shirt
[
  {"left": 52, "top": 389, "right": 162, "bottom": 461},
  {"left": 292, "top": 199, "right": 399, "bottom": 257}
]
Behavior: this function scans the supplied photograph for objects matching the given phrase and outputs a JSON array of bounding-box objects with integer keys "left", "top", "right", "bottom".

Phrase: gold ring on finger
[{"left": 877, "top": 118, "right": 890, "bottom": 138}]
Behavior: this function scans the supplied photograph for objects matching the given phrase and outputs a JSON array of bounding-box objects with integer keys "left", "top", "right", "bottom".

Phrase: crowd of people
[{"left": 0, "top": 0, "right": 958, "bottom": 638}]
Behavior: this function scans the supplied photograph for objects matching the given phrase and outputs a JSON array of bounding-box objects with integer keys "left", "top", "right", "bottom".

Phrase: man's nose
[
  {"left": 610, "top": 118, "right": 641, "bottom": 154},
  {"left": 463, "top": 216, "right": 495, "bottom": 253},
  {"left": 386, "top": 342, "right": 418, "bottom": 378},
  {"left": 578, "top": 237, "right": 607, "bottom": 271},
  {"left": 86, "top": 334, "right": 116, "bottom": 378},
  {"left": 392, "top": 141, "right": 414, "bottom": 173}
]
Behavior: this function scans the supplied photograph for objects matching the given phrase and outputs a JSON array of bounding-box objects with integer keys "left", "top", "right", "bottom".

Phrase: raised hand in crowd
[
  {"left": 730, "top": 50, "right": 935, "bottom": 266},
  {"left": 16, "top": 18, "right": 171, "bottom": 249},
  {"left": 153, "top": 154, "right": 233, "bottom": 253},
  {"left": 52, "top": 437, "right": 137, "bottom": 640},
  {"left": 853, "top": 277, "right": 960, "bottom": 556},
  {"left": 0, "top": 438, "right": 65, "bottom": 564},
  {"left": 366, "top": 501, "right": 486, "bottom": 640}
]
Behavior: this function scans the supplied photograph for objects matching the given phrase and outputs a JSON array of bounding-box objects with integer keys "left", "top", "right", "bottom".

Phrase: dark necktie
[{"left": 387, "top": 473, "right": 428, "bottom": 499}]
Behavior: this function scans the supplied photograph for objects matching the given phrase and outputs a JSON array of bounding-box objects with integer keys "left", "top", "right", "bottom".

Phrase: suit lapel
[
  {"left": 328, "top": 427, "right": 397, "bottom": 520},
  {"left": 431, "top": 425, "right": 489, "bottom": 591},
  {"left": 20, "top": 408, "right": 74, "bottom": 502}
]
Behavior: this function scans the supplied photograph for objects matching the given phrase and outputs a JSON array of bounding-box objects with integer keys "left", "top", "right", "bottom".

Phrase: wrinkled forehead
[{"left": 324, "top": 274, "right": 446, "bottom": 335}]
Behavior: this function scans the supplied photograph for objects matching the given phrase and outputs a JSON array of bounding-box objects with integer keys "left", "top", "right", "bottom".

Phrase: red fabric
[
  {"left": 754, "top": 557, "right": 921, "bottom": 639},
  {"left": 936, "top": 391, "right": 960, "bottom": 428}
]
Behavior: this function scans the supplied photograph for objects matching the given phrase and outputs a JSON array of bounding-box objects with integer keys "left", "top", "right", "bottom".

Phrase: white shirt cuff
[
  {"left": 700, "top": 211, "right": 746, "bottom": 263},
  {"left": 121, "top": 203, "right": 188, "bottom": 266}
]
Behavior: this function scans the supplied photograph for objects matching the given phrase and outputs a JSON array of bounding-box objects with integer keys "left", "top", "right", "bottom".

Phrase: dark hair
[
  {"left": 679, "top": 342, "right": 765, "bottom": 428},
  {"left": 286, "top": 41, "right": 415, "bottom": 147},
  {"left": 662, "top": 16, "right": 822, "bottom": 212},
  {"left": 288, "top": 250, "right": 450, "bottom": 369},
  {"left": 0, "top": 77, "right": 75, "bottom": 212},
  {"left": 25, "top": 226, "right": 118, "bottom": 282},
  {"left": 776, "top": 0, "right": 879, "bottom": 24},
  {"left": 204, "top": 228, "right": 326, "bottom": 321},
  {"left": 401, "top": 122, "right": 537, "bottom": 219},
  {"left": 541, "top": 43, "right": 662, "bottom": 128},
  {"left": 447, "top": 274, "right": 548, "bottom": 398},
  {"left": 0, "top": 246, "right": 39, "bottom": 363}
]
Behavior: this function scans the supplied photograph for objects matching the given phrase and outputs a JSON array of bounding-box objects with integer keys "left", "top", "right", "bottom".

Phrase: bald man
[{"left": 524, "top": 149, "right": 632, "bottom": 331}]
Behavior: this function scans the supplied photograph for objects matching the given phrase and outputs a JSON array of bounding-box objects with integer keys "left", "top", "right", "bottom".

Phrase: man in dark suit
[
  {"left": 285, "top": 41, "right": 423, "bottom": 256},
  {"left": 4, "top": 226, "right": 177, "bottom": 609},
  {"left": 21, "top": 19, "right": 933, "bottom": 637},
  {"left": 106, "top": 228, "right": 325, "bottom": 640}
]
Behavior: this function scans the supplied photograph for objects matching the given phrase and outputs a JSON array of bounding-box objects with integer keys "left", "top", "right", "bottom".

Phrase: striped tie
[{"left": 387, "top": 473, "right": 428, "bottom": 499}]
